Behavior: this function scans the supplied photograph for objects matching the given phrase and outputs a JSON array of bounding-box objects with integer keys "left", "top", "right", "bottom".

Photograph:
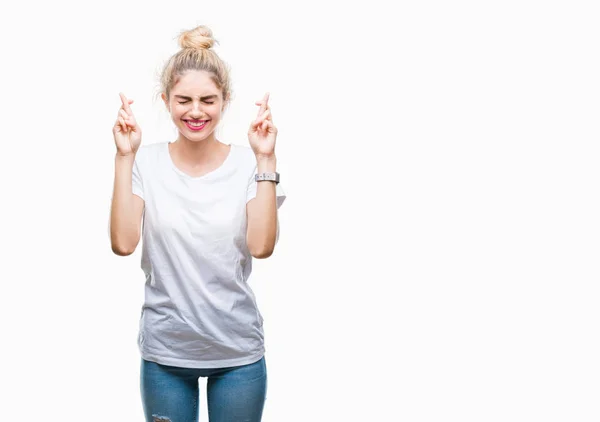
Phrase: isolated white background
[{"left": 1, "top": 0, "right": 599, "bottom": 421}]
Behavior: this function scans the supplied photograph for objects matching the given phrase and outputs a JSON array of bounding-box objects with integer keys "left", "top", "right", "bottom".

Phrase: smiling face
[{"left": 162, "top": 70, "right": 227, "bottom": 143}]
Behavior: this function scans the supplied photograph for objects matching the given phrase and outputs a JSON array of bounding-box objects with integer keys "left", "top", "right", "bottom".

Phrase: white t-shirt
[{"left": 131, "top": 141, "right": 285, "bottom": 368}]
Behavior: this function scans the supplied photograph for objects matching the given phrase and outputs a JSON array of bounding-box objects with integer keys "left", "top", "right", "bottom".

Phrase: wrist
[
  {"left": 115, "top": 153, "right": 136, "bottom": 164},
  {"left": 256, "top": 155, "right": 277, "bottom": 172}
]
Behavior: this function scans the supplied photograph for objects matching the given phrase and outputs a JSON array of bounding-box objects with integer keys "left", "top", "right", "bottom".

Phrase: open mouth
[{"left": 184, "top": 120, "right": 209, "bottom": 131}]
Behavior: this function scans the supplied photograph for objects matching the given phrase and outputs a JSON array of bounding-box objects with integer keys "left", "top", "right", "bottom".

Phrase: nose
[{"left": 189, "top": 100, "right": 204, "bottom": 118}]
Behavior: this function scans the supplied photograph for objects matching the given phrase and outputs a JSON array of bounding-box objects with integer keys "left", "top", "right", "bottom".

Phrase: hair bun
[{"left": 178, "top": 25, "right": 215, "bottom": 50}]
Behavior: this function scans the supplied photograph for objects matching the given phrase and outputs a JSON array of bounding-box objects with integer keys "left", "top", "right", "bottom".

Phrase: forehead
[{"left": 171, "top": 70, "right": 220, "bottom": 96}]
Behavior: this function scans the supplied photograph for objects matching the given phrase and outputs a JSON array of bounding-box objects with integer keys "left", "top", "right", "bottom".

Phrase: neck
[{"left": 172, "top": 134, "right": 223, "bottom": 165}]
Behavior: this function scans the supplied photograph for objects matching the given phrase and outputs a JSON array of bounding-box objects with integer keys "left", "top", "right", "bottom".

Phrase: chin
[{"left": 179, "top": 131, "right": 212, "bottom": 143}]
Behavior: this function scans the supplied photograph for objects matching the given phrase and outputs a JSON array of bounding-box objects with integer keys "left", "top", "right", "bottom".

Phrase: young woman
[{"left": 109, "top": 25, "right": 285, "bottom": 422}]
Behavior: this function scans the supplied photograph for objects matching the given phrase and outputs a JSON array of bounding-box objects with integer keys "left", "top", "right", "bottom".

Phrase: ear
[
  {"left": 222, "top": 93, "right": 230, "bottom": 112},
  {"left": 161, "top": 92, "right": 170, "bottom": 111}
]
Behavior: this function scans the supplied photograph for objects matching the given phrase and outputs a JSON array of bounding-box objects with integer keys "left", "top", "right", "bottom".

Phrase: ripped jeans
[{"left": 140, "top": 356, "right": 267, "bottom": 422}]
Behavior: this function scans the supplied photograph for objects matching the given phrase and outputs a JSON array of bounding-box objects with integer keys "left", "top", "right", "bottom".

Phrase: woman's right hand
[{"left": 113, "top": 92, "right": 142, "bottom": 156}]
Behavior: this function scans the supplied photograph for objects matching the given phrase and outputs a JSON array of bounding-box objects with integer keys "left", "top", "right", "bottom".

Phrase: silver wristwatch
[{"left": 255, "top": 172, "right": 280, "bottom": 184}]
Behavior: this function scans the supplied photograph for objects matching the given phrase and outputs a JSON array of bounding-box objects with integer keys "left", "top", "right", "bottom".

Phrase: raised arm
[
  {"left": 246, "top": 93, "right": 279, "bottom": 259},
  {"left": 110, "top": 93, "right": 145, "bottom": 256}
]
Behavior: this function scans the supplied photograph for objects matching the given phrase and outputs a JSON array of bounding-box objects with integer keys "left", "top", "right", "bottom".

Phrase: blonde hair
[{"left": 160, "top": 25, "right": 232, "bottom": 103}]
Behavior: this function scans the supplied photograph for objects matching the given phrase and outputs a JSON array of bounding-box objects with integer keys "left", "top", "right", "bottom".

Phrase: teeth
[{"left": 188, "top": 121, "right": 206, "bottom": 127}]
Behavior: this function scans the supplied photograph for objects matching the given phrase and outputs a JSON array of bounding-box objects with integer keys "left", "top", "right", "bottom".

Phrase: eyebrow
[{"left": 174, "top": 95, "right": 218, "bottom": 101}]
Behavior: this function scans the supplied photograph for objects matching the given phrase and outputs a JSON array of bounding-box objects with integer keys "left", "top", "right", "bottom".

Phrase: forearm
[
  {"left": 247, "top": 156, "right": 278, "bottom": 258},
  {"left": 110, "top": 154, "right": 140, "bottom": 255}
]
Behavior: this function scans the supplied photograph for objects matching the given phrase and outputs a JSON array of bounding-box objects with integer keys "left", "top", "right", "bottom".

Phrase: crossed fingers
[
  {"left": 253, "top": 92, "right": 272, "bottom": 131},
  {"left": 117, "top": 92, "right": 136, "bottom": 132}
]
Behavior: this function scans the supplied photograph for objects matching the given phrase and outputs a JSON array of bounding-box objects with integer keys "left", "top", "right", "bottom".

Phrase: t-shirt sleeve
[
  {"left": 132, "top": 155, "right": 144, "bottom": 200},
  {"left": 246, "top": 168, "right": 286, "bottom": 209}
]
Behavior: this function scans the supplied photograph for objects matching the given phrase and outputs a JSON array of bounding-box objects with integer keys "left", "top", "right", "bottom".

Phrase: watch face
[{"left": 255, "top": 172, "right": 280, "bottom": 183}]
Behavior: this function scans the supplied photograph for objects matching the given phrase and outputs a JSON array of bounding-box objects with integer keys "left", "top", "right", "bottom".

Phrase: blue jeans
[{"left": 140, "top": 356, "right": 267, "bottom": 422}]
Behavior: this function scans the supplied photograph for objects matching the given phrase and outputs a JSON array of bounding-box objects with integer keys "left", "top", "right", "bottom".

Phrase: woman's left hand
[{"left": 248, "top": 92, "right": 277, "bottom": 159}]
